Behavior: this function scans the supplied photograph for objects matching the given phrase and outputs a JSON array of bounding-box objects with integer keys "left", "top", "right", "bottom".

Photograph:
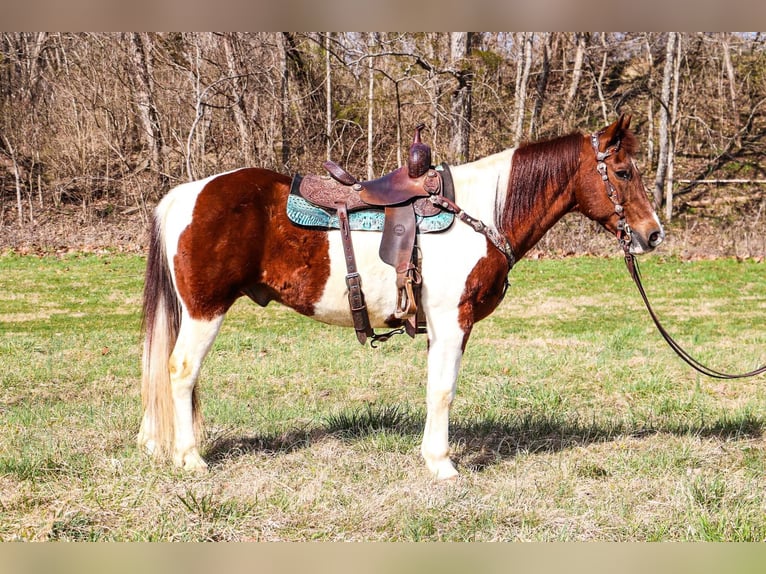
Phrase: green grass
[{"left": 1, "top": 252, "right": 766, "bottom": 541}]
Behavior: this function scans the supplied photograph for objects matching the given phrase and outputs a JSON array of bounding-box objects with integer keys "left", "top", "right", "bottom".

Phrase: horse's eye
[{"left": 615, "top": 169, "right": 631, "bottom": 181}]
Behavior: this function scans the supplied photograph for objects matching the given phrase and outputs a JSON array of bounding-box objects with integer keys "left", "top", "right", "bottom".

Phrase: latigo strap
[{"left": 336, "top": 202, "right": 374, "bottom": 345}]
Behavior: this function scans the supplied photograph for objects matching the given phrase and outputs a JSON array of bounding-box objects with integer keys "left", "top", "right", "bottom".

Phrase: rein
[
  {"left": 623, "top": 250, "right": 766, "bottom": 379},
  {"left": 591, "top": 131, "right": 766, "bottom": 380}
]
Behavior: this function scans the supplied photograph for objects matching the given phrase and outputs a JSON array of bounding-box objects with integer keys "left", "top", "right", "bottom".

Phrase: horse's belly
[
  {"left": 310, "top": 224, "right": 490, "bottom": 328},
  {"left": 311, "top": 231, "right": 399, "bottom": 327}
]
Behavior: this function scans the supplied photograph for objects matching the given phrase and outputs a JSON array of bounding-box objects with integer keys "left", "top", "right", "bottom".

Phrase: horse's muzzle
[{"left": 630, "top": 224, "right": 665, "bottom": 254}]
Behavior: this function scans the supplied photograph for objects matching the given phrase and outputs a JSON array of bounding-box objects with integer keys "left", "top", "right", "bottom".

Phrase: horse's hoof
[
  {"left": 186, "top": 459, "right": 209, "bottom": 473},
  {"left": 428, "top": 459, "right": 459, "bottom": 481},
  {"left": 174, "top": 450, "right": 209, "bottom": 472},
  {"left": 137, "top": 433, "right": 157, "bottom": 456}
]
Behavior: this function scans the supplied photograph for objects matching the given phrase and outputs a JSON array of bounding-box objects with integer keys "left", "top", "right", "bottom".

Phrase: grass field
[{"left": 1, "top": 251, "right": 765, "bottom": 541}]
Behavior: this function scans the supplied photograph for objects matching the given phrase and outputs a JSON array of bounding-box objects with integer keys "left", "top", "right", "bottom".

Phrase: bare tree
[
  {"left": 448, "top": 32, "right": 473, "bottom": 163},
  {"left": 654, "top": 32, "right": 680, "bottom": 219},
  {"left": 666, "top": 33, "right": 682, "bottom": 221},
  {"left": 513, "top": 32, "right": 533, "bottom": 146},
  {"left": 1, "top": 134, "right": 23, "bottom": 223},
  {"left": 223, "top": 33, "right": 253, "bottom": 166},
  {"left": 424, "top": 33, "right": 442, "bottom": 154},
  {"left": 183, "top": 34, "right": 206, "bottom": 181},
  {"left": 366, "top": 33, "right": 379, "bottom": 178},
  {"left": 325, "top": 33, "right": 332, "bottom": 161},
  {"left": 125, "top": 33, "right": 164, "bottom": 173},
  {"left": 528, "top": 33, "right": 552, "bottom": 140},
  {"left": 644, "top": 34, "right": 656, "bottom": 174},
  {"left": 721, "top": 34, "right": 737, "bottom": 112},
  {"left": 277, "top": 33, "right": 290, "bottom": 168},
  {"left": 592, "top": 33, "right": 610, "bottom": 124},
  {"left": 564, "top": 32, "right": 587, "bottom": 126}
]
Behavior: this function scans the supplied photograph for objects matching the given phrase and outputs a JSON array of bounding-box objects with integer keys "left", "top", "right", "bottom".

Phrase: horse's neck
[
  {"left": 450, "top": 149, "right": 515, "bottom": 228},
  {"left": 503, "top": 149, "right": 578, "bottom": 260},
  {"left": 451, "top": 148, "right": 576, "bottom": 261},
  {"left": 509, "top": 190, "right": 575, "bottom": 260}
]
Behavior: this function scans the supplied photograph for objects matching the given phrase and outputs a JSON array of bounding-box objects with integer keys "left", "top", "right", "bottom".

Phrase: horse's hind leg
[{"left": 169, "top": 312, "right": 224, "bottom": 470}]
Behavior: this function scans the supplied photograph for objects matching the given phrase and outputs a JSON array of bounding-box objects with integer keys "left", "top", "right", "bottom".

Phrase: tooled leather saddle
[{"left": 287, "top": 124, "right": 455, "bottom": 345}]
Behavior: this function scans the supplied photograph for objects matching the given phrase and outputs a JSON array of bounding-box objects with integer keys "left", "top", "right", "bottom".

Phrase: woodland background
[{"left": 1, "top": 32, "right": 765, "bottom": 256}]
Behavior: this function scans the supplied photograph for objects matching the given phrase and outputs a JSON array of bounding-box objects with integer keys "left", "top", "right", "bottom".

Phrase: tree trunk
[
  {"left": 721, "top": 35, "right": 737, "bottom": 111},
  {"left": 2, "top": 135, "right": 23, "bottom": 223},
  {"left": 513, "top": 32, "right": 533, "bottom": 147},
  {"left": 564, "top": 32, "right": 587, "bottom": 126},
  {"left": 665, "top": 33, "right": 681, "bottom": 222},
  {"left": 425, "top": 33, "right": 441, "bottom": 154},
  {"left": 184, "top": 35, "right": 204, "bottom": 181},
  {"left": 325, "top": 33, "right": 332, "bottom": 161},
  {"left": 449, "top": 32, "right": 472, "bottom": 163},
  {"left": 644, "top": 35, "right": 655, "bottom": 176},
  {"left": 366, "top": 33, "right": 378, "bottom": 178},
  {"left": 126, "top": 32, "right": 163, "bottom": 172},
  {"left": 223, "top": 33, "right": 253, "bottom": 166},
  {"left": 19, "top": 32, "right": 48, "bottom": 104},
  {"left": 280, "top": 33, "right": 307, "bottom": 139},
  {"left": 594, "top": 33, "right": 609, "bottom": 124},
  {"left": 528, "top": 32, "right": 551, "bottom": 140},
  {"left": 655, "top": 32, "right": 678, "bottom": 219},
  {"left": 277, "top": 33, "right": 290, "bottom": 168}
]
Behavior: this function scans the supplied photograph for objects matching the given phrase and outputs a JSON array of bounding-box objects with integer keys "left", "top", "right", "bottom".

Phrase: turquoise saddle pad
[{"left": 286, "top": 193, "right": 454, "bottom": 233}]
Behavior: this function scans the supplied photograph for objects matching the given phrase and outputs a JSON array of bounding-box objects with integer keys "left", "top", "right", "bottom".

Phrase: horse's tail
[{"left": 139, "top": 204, "right": 182, "bottom": 460}]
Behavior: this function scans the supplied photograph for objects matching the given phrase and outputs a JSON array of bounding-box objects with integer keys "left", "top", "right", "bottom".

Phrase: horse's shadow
[{"left": 204, "top": 403, "right": 764, "bottom": 472}]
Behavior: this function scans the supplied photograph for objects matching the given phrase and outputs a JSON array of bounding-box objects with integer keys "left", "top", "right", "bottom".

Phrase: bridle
[
  {"left": 590, "top": 132, "right": 633, "bottom": 254},
  {"left": 591, "top": 131, "right": 766, "bottom": 380}
]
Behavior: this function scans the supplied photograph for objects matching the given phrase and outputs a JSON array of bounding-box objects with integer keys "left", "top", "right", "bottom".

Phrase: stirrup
[{"left": 394, "top": 269, "right": 421, "bottom": 319}]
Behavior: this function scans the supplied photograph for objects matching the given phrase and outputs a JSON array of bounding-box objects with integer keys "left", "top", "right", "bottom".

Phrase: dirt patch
[{"left": 0, "top": 311, "right": 58, "bottom": 322}]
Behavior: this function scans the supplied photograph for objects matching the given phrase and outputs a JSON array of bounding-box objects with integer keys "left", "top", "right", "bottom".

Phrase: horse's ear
[{"left": 598, "top": 114, "right": 631, "bottom": 150}]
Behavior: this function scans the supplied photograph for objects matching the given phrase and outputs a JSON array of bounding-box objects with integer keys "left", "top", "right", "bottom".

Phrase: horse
[{"left": 139, "top": 114, "right": 664, "bottom": 480}]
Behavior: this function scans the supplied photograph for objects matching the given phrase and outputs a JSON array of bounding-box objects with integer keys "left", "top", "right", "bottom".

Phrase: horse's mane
[
  {"left": 502, "top": 132, "right": 583, "bottom": 230},
  {"left": 500, "top": 127, "right": 639, "bottom": 237}
]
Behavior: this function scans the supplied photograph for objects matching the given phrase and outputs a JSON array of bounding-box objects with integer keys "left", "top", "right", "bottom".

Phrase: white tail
[{"left": 138, "top": 212, "right": 187, "bottom": 459}]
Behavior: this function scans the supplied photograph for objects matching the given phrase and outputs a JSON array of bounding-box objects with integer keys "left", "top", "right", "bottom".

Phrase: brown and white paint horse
[{"left": 140, "top": 115, "right": 663, "bottom": 479}]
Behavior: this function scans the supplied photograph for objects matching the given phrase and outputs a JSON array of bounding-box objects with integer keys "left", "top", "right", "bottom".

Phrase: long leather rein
[
  {"left": 623, "top": 251, "right": 766, "bottom": 379},
  {"left": 592, "top": 132, "right": 766, "bottom": 380}
]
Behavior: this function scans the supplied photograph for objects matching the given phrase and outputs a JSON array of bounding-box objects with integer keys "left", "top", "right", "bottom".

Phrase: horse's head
[{"left": 574, "top": 114, "right": 664, "bottom": 254}]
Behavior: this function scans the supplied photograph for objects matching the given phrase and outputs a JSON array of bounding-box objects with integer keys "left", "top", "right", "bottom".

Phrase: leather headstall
[{"left": 590, "top": 132, "right": 632, "bottom": 255}]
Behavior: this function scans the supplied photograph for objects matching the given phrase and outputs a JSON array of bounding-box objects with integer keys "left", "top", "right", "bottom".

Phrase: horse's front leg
[{"left": 421, "top": 321, "right": 469, "bottom": 480}]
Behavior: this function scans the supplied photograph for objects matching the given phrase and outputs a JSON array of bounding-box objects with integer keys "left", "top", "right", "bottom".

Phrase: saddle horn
[{"left": 408, "top": 123, "right": 431, "bottom": 178}]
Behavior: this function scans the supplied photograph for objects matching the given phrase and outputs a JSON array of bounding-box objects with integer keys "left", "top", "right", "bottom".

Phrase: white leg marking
[
  {"left": 170, "top": 313, "right": 224, "bottom": 471},
  {"left": 137, "top": 413, "right": 156, "bottom": 454},
  {"left": 421, "top": 310, "right": 466, "bottom": 480}
]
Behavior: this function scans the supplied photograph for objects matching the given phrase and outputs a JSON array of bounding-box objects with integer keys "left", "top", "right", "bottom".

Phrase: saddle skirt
[{"left": 287, "top": 163, "right": 455, "bottom": 234}]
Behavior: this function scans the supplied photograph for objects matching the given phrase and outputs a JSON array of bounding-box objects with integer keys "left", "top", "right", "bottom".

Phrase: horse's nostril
[{"left": 649, "top": 231, "right": 663, "bottom": 247}]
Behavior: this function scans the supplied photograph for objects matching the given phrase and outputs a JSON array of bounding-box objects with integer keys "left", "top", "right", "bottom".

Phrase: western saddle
[{"left": 290, "top": 124, "right": 451, "bottom": 345}]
